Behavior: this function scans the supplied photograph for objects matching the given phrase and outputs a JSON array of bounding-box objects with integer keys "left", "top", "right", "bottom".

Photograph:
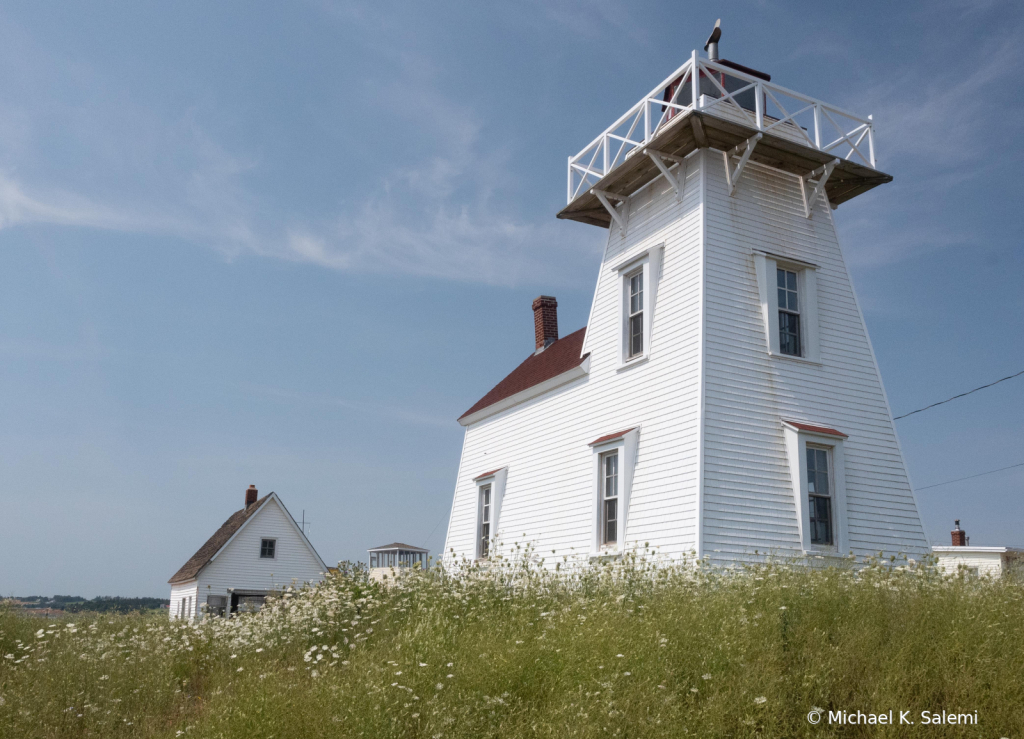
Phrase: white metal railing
[{"left": 567, "top": 50, "right": 876, "bottom": 204}]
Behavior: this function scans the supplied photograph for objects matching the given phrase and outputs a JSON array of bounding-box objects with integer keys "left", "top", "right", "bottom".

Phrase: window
[
  {"left": 590, "top": 428, "right": 639, "bottom": 555},
  {"left": 627, "top": 270, "right": 644, "bottom": 358},
  {"left": 601, "top": 451, "right": 619, "bottom": 545},
  {"left": 781, "top": 421, "right": 848, "bottom": 553},
  {"left": 612, "top": 246, "right": 663, "bottom": 367},
  {"left": 479, "top": 484, "right": 491, "bottom": 558},
  {"left": 260, "top": 538, "right": 276, "bottom": 559},
  {"left": 471, "top": 468, "right": 506, "bottom": 561},
  {"left": 777, "top": 268, "right": 801, "bottom": 356},
  {"left": 806, "top": 445, "right": 833, "bottom": 545},
  {"left": 753, "top": 253, "right": 820, "bottom": 363},
  {"left": 206, "top": 595, "right": 227, "bottom": 618}
]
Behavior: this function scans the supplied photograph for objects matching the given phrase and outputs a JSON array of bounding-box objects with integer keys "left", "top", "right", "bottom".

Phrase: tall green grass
[{"left": 2, "top": 551, "right": 1022, "bottom": 738}]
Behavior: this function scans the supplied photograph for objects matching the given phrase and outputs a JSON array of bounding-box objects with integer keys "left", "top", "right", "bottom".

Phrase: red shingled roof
[
  {"left": 168, "top": 496, "right": 271, "bottom": 584},
  {"left": 784, "top": 420, "right": 848, "bottom": 438},
  {"left": 589, "top": 428, "right": 636, "bottom": 446},
  {"left": 459, "top": 327, "right": 588, "bottom": 422},
  {"left": 474, "top": 468, "right": 504, "bottom": 480}
]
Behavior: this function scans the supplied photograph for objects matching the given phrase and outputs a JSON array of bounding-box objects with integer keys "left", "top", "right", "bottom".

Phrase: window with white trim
[
  {"left": 601, "top": 451, "right": 619, "bottom": 545},
  {"left": 479, "top": 484, "right": 492, "bottom": 559},
  {"left": 806, "top": 445, "right": 833, "bottom": 545},
  {"left": 471, "top": 468, "right": 507, "bottom": 561},
  {"left": 589, "top": 428, "right": 639, "bottom": 555},
  {"left": 613, "top": 246, "right": 663, "bottom": 367},
  {"left": 627, "top": 270, "right": 644, "bottom": 359},
  {"left": 781, "top": 421, "right": 848, "bottom": 553},
  {"left": 777, "top": 268, "right": 801, "bottom": 357},
  {"left": 753, "top": 252, "right": 820, "bottom": 363}
]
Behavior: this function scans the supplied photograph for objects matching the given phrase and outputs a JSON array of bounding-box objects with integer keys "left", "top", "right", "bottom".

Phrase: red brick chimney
[
  {"left": 245, "top": 484, "right": 258, "bottom": 508},
  {"left": 951, "top": 520, "right": 966, "bottom": 546},
  {"left": 532, "top": 296, "right": 558, "bottom": 352}
]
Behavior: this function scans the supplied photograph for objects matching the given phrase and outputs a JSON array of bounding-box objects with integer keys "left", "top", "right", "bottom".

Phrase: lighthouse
[{"left": 443, "top": 25, "right": 928, "bottom": 566}]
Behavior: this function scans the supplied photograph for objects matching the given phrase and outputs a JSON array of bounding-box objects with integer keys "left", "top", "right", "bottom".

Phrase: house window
[
  {"left": 753, "top": 253, "right": 820, "bottom": 363},
  {"left": 206, "top": 595, "right": 227, "bottom": 617},
  {"left": 479, "top": 484, "right": 491, "bottom": 558},
  {"left": 778, "top": 268, "right": 801, "bottom": 356},
  {"left": 627, "top": 270, "right": 644, "bottom": 358},
  {"left": 260, "top": 538, "right": 276, "bottom": 559},
  {"left": 601, "top": 451, "right": 619, "bottom": 545},
  {"left": 806, "top": 445, "right": 833, "bottom": 545}
]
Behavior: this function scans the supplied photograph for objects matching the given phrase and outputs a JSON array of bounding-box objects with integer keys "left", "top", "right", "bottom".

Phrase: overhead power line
[
  {"left": 894, "top": 368, "right": 1024, "bottom": 420},
  {"left": 915, "top": 461, "right": 1024, "bottom": 491}
]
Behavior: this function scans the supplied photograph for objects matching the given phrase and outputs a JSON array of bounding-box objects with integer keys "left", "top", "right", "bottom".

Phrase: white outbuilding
[
  {"left": 444, "top": 27, "right": 930, "bottom": 567},
  {"left": 168, "top": 485, "right": 327, "bottom": 619},
  {"left": 933, "top": 521, "right": 1023, "bottom": 578}
]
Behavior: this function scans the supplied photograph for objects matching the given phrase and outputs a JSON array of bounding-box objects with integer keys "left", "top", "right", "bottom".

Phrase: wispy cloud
[
  {"left": 838, "top": 9, "right": 1024, "bottom": 272},
  {"left": 0, "top": 7, "right": 603, "bottom": 288}
]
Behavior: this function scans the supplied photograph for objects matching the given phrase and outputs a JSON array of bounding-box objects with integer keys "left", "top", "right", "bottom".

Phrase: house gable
[{"left": 197, "top": 495, "right": 326, "bottom": 594}]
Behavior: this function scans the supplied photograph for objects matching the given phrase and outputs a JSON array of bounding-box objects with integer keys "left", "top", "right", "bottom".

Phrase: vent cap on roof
[{"left": 704, "top": 19, "right": 722, "bottom": 61}]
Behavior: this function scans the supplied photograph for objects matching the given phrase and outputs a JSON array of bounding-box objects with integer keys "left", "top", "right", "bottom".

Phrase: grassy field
[{"left": 2, "top": 551, "right": 1022, "bottom": 738}]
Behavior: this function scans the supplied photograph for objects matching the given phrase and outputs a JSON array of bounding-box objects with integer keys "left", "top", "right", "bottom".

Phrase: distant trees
[{"left": 3, "top": 595, "right": 170, "bottom": 614}]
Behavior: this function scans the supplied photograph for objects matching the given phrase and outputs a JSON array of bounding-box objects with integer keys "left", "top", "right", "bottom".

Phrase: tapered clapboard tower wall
[{"left": 443, "top": 42, "right": 928, "bottom": 566}]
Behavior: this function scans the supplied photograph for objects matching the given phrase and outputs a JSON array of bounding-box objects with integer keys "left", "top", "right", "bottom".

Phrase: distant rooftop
[{"left": 368, "top": 542, "right": 429, "bottom": 552}]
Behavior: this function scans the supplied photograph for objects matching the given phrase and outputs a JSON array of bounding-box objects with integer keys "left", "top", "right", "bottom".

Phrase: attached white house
[
  {"left": 444, "top": 30, "right": 930, "bottom": 568},
  {"left": 933, "top": 521, "right": 1023, "bottom": 578},
  {"left": 168, "top": 485, "right": 327, "bottom": 619}
]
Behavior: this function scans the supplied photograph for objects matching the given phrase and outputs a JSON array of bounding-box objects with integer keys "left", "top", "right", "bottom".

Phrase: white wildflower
[
  {"left": 754, "top": 696, "right": 767, "bottom": 704},
  {"left": 690, "top": 688, "right": 698, "bottom": 693},
  {"left": 436, "top": 683, "right": 444, "bottom": 690},
  {"left": 702, "top": 673, "right": 712, "bottom": 680},
  {"left": 237, "top": 667, "right": 244, "bottom": 673}
]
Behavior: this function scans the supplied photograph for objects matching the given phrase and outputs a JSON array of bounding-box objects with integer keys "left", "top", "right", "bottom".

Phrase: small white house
[
  {"left": 168, "top": 485, "right": 327, "bottom": 619},
  {"left": 367, "top": 542, "right": 429, "bottom": 583},
  {"left": 933, "top": 521, "right": 1023, "bottom": 578},
  {"left": 443, "top": 29, "right": 930, "bottom": 568}
]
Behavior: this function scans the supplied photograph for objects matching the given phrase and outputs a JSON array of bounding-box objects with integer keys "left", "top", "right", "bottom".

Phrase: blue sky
[{"left": 1, "top": 1, "right": 1022, "bottom": 597}]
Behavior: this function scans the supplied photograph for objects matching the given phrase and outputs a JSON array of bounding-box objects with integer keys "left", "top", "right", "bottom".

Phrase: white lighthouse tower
[{"left": 443, "top": 26, "right": 928, "bottom": 566}]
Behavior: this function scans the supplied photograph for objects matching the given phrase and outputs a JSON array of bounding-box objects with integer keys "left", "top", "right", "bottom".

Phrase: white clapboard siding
[
  {"left": 194, "top": 497, "right": 325, "bottom": 606},
  {"left": 933, "top": 549, "right": 1020, "bottom": 578},
  {"left": 444, "top": 146, "right": 928, "bottom": 568},
  {"left": 445, "top": 156, "right": 704, "bottom": 564},
  {"left": 700, "top": 150, "right": 929, "bottom": 562},
  {"left": 169, "top": 582, "right": 198, "bottom": 621}
]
